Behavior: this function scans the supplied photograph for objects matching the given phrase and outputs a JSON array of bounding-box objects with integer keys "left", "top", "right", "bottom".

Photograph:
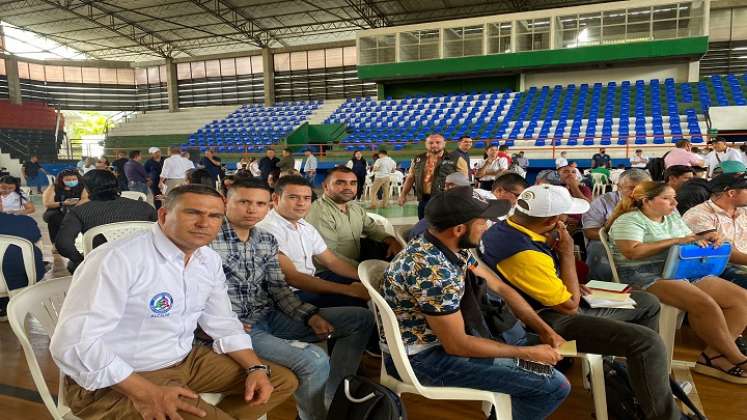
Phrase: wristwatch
[{"left": 245, "top": 364, "right": 272, "bottom": 378}]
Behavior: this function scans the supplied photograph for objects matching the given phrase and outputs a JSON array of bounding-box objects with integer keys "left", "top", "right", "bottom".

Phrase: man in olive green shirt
[
  {"left": 278, "top": 148, "right": 295, "bottom": 172},
  {"left": 306, "top": 167, "right": 404, "bottom": 274}
]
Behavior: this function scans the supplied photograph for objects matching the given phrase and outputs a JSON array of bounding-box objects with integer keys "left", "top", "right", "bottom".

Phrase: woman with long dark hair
[
  {"left": 42, "top": 169, "right": 87, "bottom": 242},
  {"left": 0, "top": 175, "right": 35, "bottom": 215},
  {"left": 346, "top": 150, "right": 367, "bottom": 200}
]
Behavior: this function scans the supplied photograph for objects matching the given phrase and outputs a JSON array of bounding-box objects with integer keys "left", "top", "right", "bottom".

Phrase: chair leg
[
  {"left": 659, "top": 304, "right": 681, "bottom": 373},
  {"left": 491, "top": 393, "right": 513, "bottom": 420},
  {"left": 585, "top": 354, "right": 608, "bottom": 420},
  {"left": 481, "top": 400, "right": 492, "bottom": 417}
]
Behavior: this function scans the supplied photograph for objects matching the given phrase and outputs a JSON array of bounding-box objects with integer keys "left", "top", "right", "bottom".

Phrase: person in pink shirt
[{"left": 664, "top": 140, "right": 705, "bottom": 168}]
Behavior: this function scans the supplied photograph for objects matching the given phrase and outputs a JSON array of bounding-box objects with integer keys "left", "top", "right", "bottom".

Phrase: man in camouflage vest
[{"left": 398, "top": 133, "right": 469, "bottom": 219}]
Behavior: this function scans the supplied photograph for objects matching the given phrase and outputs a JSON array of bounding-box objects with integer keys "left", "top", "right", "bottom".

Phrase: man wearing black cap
[{"left": 382, "top": 186, "right": 571, "bottom": 419}]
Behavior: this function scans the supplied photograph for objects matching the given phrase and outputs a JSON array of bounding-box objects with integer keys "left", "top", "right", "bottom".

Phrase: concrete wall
[
  {"left": 523, "top": 62, "right": 691, "bottom": 88},
  {"left": 710, "top": 5, "right": 747, "bottom": 42}
]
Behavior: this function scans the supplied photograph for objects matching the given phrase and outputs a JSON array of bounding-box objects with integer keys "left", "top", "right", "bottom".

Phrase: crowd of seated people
[{"left": 4, "top": 134, "right": 747, "bottom": 420}]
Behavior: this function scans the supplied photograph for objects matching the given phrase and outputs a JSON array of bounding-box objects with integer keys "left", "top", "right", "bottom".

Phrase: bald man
[{"left": 398, "top": 134, "right": 469, "bottom": 219}]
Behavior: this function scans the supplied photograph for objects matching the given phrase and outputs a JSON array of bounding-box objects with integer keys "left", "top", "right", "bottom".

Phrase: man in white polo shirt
[
  {"left": 50, "top": 184, "right": 297, "bottom": 420},
  {"left": 160, "top": 146, "right": 196, "bottom": 194},
  {"left": 257, "top": 175, "right": 369, "bottom": 308}
]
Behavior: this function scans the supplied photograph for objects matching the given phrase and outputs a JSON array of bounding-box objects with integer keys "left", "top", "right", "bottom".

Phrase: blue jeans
[
  {"left": 720, "top": 263, "right": 747, "bottom": 290},
  {"left": 250, "top": 307, "right": 374, "bottom": 420},
  {"left": 297, "top": 271, "right": 367, "bottom": 308},
  {"left": 304, "top": 171, "right": 316, "bottom": 186},
  {"left": 385, "top": 346, "right": 570, "bottom": 420},
  {"left": 585, "top": 240, "right": 613, "bottom": 283},
  {"left": 128, "top": 181, "right": 148, "bottom": 194}
]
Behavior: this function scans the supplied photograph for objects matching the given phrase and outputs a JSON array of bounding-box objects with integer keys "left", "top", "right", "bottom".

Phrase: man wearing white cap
[
  {"left": 144, "top": 147, "right": 163, "bottom": 209},
  {"left": 479, "top": 185, "right": 683, "bottom": 420}
]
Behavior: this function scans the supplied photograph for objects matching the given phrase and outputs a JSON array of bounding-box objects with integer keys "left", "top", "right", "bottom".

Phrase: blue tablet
[{"left": 662, "top": 243, "right": 732, "bottom": 280}]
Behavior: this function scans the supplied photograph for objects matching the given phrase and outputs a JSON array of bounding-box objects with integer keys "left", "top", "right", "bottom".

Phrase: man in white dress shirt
[
  {"left": 257, "top": 176, "right": 369, "bottom": 308},
  {"left": 630, "top": 149, "right": 649, "bottom": 169},
  {"left": 476, "top": 144, "right": 508, "bottom": 191},
  {"left": 50, "top": 184, "right": 297, "bottom": 420},
  {"left": 160, "top": 146, "right": 196, "bottom": 194},
  {"left": 369, "top": 150, "right": 398, "bottom": 209}
]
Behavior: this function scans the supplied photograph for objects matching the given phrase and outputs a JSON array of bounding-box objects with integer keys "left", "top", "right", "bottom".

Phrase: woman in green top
[{"left": 607, "top": 181, "right": 747, "bottom": 384}]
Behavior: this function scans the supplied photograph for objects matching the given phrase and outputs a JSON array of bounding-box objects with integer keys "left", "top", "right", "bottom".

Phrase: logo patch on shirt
[{"left": 149, "top": 292, "right": 173, "bottom": 317}]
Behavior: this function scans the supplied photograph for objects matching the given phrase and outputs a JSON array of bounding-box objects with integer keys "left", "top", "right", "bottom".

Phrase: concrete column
[
  {"left": 165, "top": 58, "right": 178, "bottom": 112},
  {"left": 262, "top": 47, "right": 275, "bottom": 107},
  {"left": 519, "top": 72, "right": 526, "bottom": 91},
  {"left": 5, "top": 55, "right": 22, "bottom": 105},
  {"left": 688, "top": 60, "right": 700, "bottom": 83}
]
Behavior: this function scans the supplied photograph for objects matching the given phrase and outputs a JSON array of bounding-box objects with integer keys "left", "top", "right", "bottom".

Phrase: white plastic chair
[
  {"left": 8, "top": 276, "right": 75, "bottom": 419},
  {"left": 0, "top": 234, "right": 39, "bottom": 300},
  {"left": 120, "top": 191, "right": 147, "bottom": 202},
  {"left": 366, "top": 212, "right": 407, "bottom": 247},
  {"left": 389, "top": 171, "right": 404, "bottom": 197},
  {"left": 362, "top": 173, "right": 374, "bottom": 202},
  {"left": 469, "top": 250, "right": 608, "bottom": 420},
  {"left": 82, "top": 221, "right": 154, "bottom": 256},
  {"left": 590, "top": 173, "right": 608, "bottom": 198},
  {"left": 358, "top": 260, "right": 512, "bottom": 419},
  {"left": 7, "top": 277, "right": 265, "bottom": 420},
  {"left": 599, "top": 227, "right": 683, "bottom": 372}
]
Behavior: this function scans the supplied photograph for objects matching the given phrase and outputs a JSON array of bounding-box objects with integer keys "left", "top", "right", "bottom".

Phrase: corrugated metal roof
[{"left": 0, "top": 0, "right": 619, "bottom": 61}]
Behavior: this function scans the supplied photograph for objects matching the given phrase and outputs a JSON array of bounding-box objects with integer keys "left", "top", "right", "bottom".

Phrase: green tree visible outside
[{"left": 67, "top": 111, "right": 112, "bottom": 139}]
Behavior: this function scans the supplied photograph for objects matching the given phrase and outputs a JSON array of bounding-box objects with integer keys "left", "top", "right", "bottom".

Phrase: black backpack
[
  {"left": 603, "top": 359, "right": 706, "bottom": 420},
  {"left": 327, "top": 376, "right": 407, "bottom": 420}
]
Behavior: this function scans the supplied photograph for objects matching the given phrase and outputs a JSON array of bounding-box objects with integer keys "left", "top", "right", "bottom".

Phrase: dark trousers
[
  {"left": 42, "top": 209, "right": 65, "bottom": 242},
  {"left": 479, "top": 180, "right": 494, "bottom": 191},
  {"left": 540, "top": 291, "right": 678, "bottom": 420},
  {"left": 296, "top": 271, "right": 367, "bottom": 308},
  {"left": 417, "top": 194, "right": 431, "bottom": 220},
  {"left": 355, "top": 175, "right": 365, "bottom": 200}
]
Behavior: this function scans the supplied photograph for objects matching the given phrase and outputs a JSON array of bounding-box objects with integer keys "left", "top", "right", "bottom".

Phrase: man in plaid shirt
[{"left": 210, "top": 178, "right": 374, "bottom": 420}]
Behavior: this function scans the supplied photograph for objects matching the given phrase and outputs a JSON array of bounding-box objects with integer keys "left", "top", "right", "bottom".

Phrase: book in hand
[{"left": 586, "top": 280, "right": 631, "bottom": 293}]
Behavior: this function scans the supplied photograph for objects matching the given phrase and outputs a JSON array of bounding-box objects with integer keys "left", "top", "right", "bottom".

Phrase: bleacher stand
[{"left": 184, "top": 101, "right": 321, "bottom": 153}]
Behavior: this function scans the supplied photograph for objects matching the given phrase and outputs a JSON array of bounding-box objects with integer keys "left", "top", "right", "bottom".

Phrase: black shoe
[{"left": 737, "top": 335, "right": 747, "bottom": 356}]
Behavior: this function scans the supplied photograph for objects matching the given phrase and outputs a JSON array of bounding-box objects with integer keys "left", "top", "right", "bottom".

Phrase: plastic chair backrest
[
  {"left": 358, "top": 260, "right": 426, "bottom": 393},
  {"left": 598, "top": 227, "right": 621, "bottom": 283},
  {"left": 82, "top": 221, "right": 154, "bottom": 256},
  {"left": 0, "top": 234, "right": 38, "bottom": 297},
  {"left": 7, "top": 276, "right": 72, "bottom": 419},
  {"left": 590, "top": 172, "right": 608, "bottom": 185},
  {"left": 367, "top": 212, "right": 396, "bottom": 237},
  {"left": 366, "top": 213, "right": 407, "bottom": 247},
  {"left": 120, "top": 191, "right": 147, "bottom": 202}
]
